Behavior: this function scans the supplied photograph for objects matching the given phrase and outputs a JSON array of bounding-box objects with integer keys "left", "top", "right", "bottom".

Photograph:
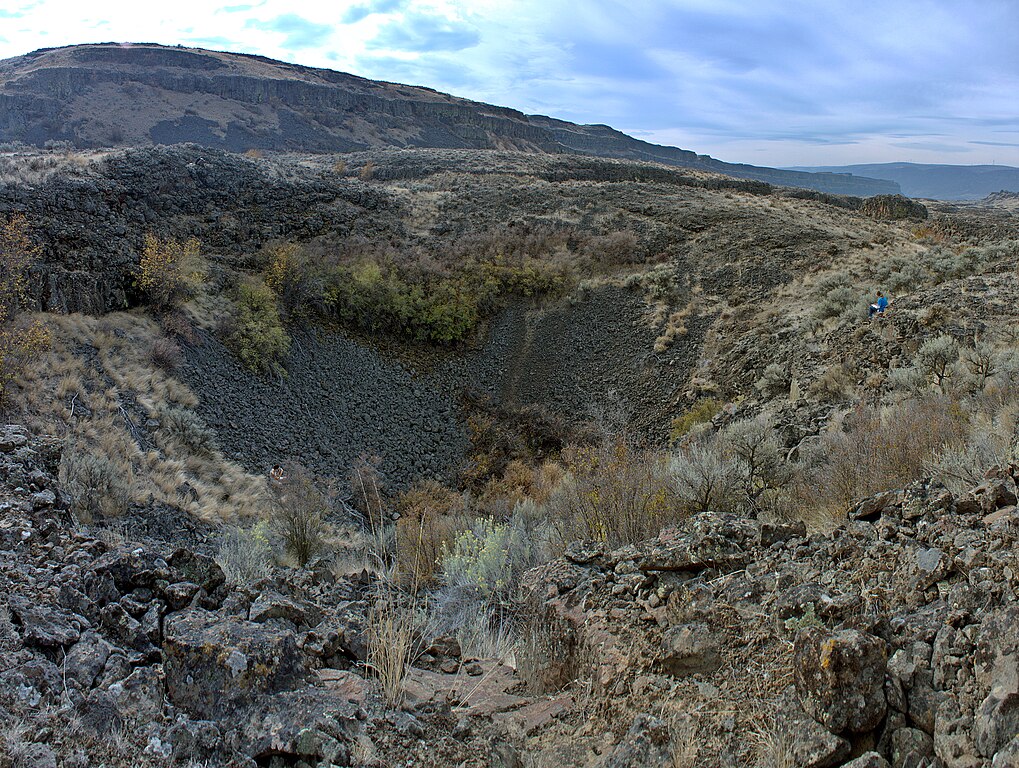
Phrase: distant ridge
[
  {"left": 0, "top": 43, "right": 899, "bottom": 197},
  {"left": 788, "top": 162, "right": 1019, "bottom": 201}
]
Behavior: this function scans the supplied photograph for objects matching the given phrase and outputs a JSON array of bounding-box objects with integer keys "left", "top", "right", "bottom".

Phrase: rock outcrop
[{"left": 519, "top": 470, "right": 1019, "bottom": 766}]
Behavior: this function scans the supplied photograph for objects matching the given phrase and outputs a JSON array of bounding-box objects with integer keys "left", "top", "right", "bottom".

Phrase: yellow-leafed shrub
[{"left": 136, "top": 233, "right": 206, "bottom": 310}]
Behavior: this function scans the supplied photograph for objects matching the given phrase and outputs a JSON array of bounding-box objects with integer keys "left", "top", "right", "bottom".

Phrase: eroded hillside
[{"left": 0, "top": 43, "right": 898, "bottom": 196}]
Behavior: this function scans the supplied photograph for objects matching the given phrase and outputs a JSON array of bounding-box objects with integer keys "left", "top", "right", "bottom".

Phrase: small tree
[
  {"left": 269, "top": 462, "right": 329, "bottom": 567},
  {"left": 916, "top": 335, "right": 960, "bottom": 389},
  {"left": 670, "top": 437, "right": 738, "bottom": 513},
  {"left": 718, "top": 417, "right": 790, "bottom": 514},
  {"left": 0, "top": 214, "right": 38, "bottom": 321},
  {"left": 962, "top": 342, "right": 996, "bottom": 391},
  {"left": 136, "top": 233, "right": 205, "bottom": 311},
  {"left": 0, "top": 215, "right": 50, "bottom": 406},
  {"left": 262, "top": 241, "right": 319, "bottom": 320}
]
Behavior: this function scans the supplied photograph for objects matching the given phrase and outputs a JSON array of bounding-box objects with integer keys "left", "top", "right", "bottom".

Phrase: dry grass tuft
[{"left": 366, "top": 586, "right": 418, "bottom": 708}]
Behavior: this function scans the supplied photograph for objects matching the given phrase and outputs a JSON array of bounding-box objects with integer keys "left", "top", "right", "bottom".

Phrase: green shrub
[
  {"left": 432, "top": 503, "right": 545, "bottom": 660},
  {"left": 756, "top": 362, "right": 790, "bottom": 399},
  {"left": 916, "top": 335, "right": 960, "bottom": 388},
  {"left": 227, "top": 280, "right": 290, "bottom": 375},
  {"left": 441, "top": 516, "right": 532, "bottom": 598},
  {"left": 641, "top": 262, "right": 682, "bottom": 302},
  {"left": 886, "top": 366, "right": 925, "bottom": 394},
  {"left": 322, "top": 256, "right": 568, "bottom": 344},
  {"left": 217, "top": 522, "right": 274, "bottom": 583},
  {"left": 670, "top": 398, "right": 723, "bottom": 442},
  {"left": 813, "top": 273, "right": 861, "bottom": 321},
  {"left": 874, "top": 255, "right": 924, "bottom": 293}
]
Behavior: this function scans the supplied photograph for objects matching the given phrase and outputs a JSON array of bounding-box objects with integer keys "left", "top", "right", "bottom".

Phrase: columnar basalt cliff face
[{"left": 0, "top": 43, "right": 900, "bottom": 196}]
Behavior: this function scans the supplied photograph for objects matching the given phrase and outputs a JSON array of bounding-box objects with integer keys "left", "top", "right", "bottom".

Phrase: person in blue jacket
[{"left": 869, "top": 291, "right": 888, "bottom": 318}]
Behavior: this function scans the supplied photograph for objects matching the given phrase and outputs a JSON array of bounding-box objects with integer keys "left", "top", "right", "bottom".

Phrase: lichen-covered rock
[
  {"left": 64, "top": 630, "right": 112, "bottom": 688},
  {"left": 636, "top": 515, "right": 753, "bottom": 573},
  {"left": 974, "top": 606, "right": 1019, "bottom": 758},
  {"left": 167, "top": 548, "right": 225, "bottom": 594},
  {"left": 106, "top": 665, "right": 164, "bottom": 722},
  {"left": 162, "top": 581, "right": 201, "bottom": 610},
  {"left": 774, "top": 688, "right": 852, "bottom": 768},
  {"left": 87, "top": 546, "right": 172, "bottom": 593},
  {"left": 249, "top": 590, "right": 319, "bottom": 627},
  {"left": 993, "top": 735, "right": 1019, "bottom": 767},
  {"left": 99, "top": 602, "right": 158, "bottom": 660},
  {"left": 794, "top": 627, "right": 888, "bottom": 734},
  {"left": 860, "top": 194, "right": 928, "bottom": 220},
  {"left": 162, "top": 609, "right": 309, "bottom": 718},
  {"left": 224, "top": 688, "right": 361, "bottom": 761},
  {"left": 0, "top": 424, "right": 30, "bottom": 453},
  {"left": 891, "top": 726, "right": 936, "bottom": 767}
]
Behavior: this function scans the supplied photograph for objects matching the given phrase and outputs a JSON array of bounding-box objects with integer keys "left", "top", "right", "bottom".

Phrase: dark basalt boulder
[
  {"left": 162, "top": 608, "right": 309, "bottom": 719},
  {"left": 794, "top": 627, "right": 888, "bottom": 735}
]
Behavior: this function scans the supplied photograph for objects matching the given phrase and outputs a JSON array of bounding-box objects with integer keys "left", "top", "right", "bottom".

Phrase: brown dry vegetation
[{"left": 8, "top": 311, "right": 268, "bottom": 524}]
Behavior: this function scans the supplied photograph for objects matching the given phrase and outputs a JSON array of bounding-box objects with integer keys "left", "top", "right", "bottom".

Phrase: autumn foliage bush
[
  {"left": 794, "top": 397, "right": 967, "bottom": 516},
  {"left": 394, "top": 480, "right": 464, "bottom": 587},
  {"left": 546, "top": 437, "right": 680, "bottom": 548},
  {"left": 136, "top": 233, "right": 205, "bottom": 310}
]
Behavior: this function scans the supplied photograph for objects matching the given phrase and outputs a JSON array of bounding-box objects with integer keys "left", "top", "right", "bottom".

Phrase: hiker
[
  {"left": 868, "top": 291, "right": 888, "bottom": 319},
  {"left": 269, "top": 464, "right": 286, "bottom": 483}
]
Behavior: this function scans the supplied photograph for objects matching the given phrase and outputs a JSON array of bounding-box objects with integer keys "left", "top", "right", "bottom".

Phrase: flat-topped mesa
[{"left": 0, "top": 43, "right": 899, "bottom": 196}]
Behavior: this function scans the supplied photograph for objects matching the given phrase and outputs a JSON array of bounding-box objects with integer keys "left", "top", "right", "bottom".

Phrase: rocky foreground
[{"left": 2, "top": 422, "right": 1019, "bottom": 767}]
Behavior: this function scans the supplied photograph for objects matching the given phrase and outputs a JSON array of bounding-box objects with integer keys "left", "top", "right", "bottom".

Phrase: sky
[{"left": 0, "top": 0, "right": 1017, "bottom": 167}]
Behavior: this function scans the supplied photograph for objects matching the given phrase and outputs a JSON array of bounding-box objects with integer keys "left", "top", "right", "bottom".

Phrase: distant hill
[
  {"left": 0, "top": 42, "right": 898, "bottom": 197},
  {"left": 787, "top": 162, "right": 1019, "bottom": 200}
]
